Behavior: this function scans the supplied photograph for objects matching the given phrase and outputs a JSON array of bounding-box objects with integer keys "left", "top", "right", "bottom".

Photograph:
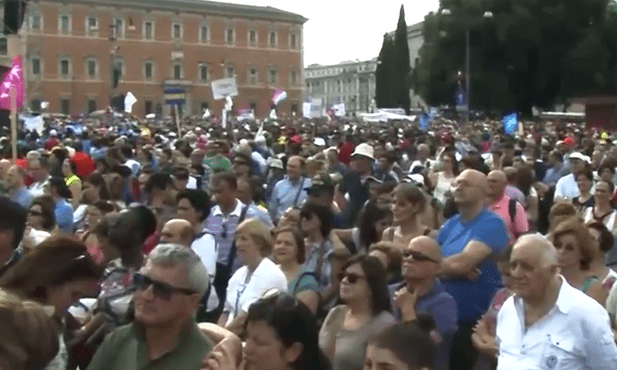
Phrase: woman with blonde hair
[
  {"left": 218, "top": 218, "right": 287, "bottom": 336},
  {"left": 0, "top": 289, "right": 60, "bottom": 370}
]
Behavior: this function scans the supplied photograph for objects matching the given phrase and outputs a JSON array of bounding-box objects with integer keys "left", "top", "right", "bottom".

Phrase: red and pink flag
[{"left": 0, "top": 56, "right": 24, "bottom": 110}]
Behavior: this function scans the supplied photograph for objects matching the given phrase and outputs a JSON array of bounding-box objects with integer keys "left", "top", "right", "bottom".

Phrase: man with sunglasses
[
  {"left": 392, "top": 236, "right": 458, "bottom": 370},
  {"left": 87, "top": 244, "right": 215, "bottom": 370}
]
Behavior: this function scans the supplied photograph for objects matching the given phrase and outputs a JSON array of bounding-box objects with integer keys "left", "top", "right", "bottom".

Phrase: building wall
[
  {"left": 304, "top": 59, "right": 376, "bottom": 114},
  {"left": 20, "top": 0, "right": 306, "bottom": 118}
]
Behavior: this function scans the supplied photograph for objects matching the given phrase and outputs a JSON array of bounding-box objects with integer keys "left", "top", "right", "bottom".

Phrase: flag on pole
[
  {"left": 503, "top": 112, "right": 518, "bottom": 135},
  {"left": 272, "top": 89, "right": 287, "bottom": 106},
  {"left": 0, "top": 56, "right": 24, "bottom": 110}
]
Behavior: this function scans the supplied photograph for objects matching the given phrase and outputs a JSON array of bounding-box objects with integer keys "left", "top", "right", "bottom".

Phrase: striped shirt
[{"left": 204, "top": 200, "right": 259, "bottom": 270}]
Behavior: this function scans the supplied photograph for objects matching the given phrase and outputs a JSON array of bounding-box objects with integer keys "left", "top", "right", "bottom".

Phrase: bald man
[
  {"left": 5, "top": 165, "right": 34, "bottom": 209},
  {"left": 160, "top": 219, "right": 193, "bottom": 247},
  {"left": 496, "top": 234, "right": 617, "bottom": 369},
  {"left": 393, "top": 236, "right": 458, "bottom": 370},
  {"left": 486, "top": 170, "right": 528, "bottom": 243},
  {"left": 436, "top": 169, "right": 510, "bottom": 370}
]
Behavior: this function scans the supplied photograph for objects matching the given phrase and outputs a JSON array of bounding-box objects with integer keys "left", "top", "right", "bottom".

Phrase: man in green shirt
[{"left": 87, "top": 244, "right": 214, "bottom": 370}]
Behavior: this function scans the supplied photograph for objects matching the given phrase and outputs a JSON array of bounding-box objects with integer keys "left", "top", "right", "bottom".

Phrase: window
[
  {"left": 31, "top": 13, "right": 41, "bottom": 30},
  {"left": 248, "top": 30, "right": 256, "bottom": 46},
  {"left": 269, "top": 68, "right": 277, "bottom": 84},
  {"left": 87, "top": 99, "right": 97, "bottom": 113},
  {"left": 269, "top": 32, "right": 276, "bottom": 47},
  {"left": 31, "top": 57, "right": 41, "bottom": 75},
  {"left": 59, "top": 58, "right": 70, "bottom": 77},
  {"left": 226, "top": 66, "right": 234, "bottom": 78},
  {"left": 30, "top": 99, "right": 41, "bottom": 112},
  {"left": 115, "top": 60, "right": 124, "bottom": 80},
  {"left": 173, "top": 63, "right": 182, "bottom": 79},
  {"left": 60, "top": 98, "right": 70, "bottom": 115},
  {"left": 172, "top": 23, "right": 182, "bottom": 40},
  {"left": 249, "top": 103, "right": 257, "bottom": 113},
  {"left": 144, "top": 21, "right": 153, "bottom": 40},
  {"left": 145, "top": 100, "right": 153, "bottom": 114},
  {"left": 290, "top": 70, "right": 298, "bottom": 86},
  {"left": 59, "top": 14, "right": 70, "bottom": 33},
  {"left": 199, "top": 64, "right": 208, "bottom": 82},
  {"left": 86, "top": 17, "right": 97, "bottom": 35},
  {"left": 225, "top": 28, "right": 234, "bottom": 45},
  {"left": 290, "top": 34, "right": 297, "bottom": 49},
  {"left": 86, "top": 59, "right": 97, "bottom": 78},
  {"left": 248, "top": 67, "right": 257, "bottom": 84},
  {"left": 144, "top": 61, "right": 153, "bottom": 80},
  {"left": 200, "top": 26, "right": 208, "bottom": 43},
  {"left": 114, "top": 18, "right": 124, "bottom": 38}
]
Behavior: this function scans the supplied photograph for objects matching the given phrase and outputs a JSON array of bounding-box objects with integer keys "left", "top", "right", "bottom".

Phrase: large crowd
[{"left": 0, "top": 114, "right": 617, "bottom": 370}]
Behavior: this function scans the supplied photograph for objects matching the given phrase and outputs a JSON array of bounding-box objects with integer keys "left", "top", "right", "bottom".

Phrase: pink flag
[
  {"left": 272, "top": 88, "right": 287, "bottom": 106},
  {"left": 0, "top": 56, "right": 24, "bottom": 110}
]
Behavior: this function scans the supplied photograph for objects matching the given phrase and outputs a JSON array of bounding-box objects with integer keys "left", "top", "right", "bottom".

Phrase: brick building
[{"left": 2, "top": 0, "right": 307, "bottom": 118}]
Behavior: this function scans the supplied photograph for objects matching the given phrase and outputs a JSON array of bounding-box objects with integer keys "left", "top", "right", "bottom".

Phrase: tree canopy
[{"left": 412, "top": 0, "right": 617, "bottom": 116}]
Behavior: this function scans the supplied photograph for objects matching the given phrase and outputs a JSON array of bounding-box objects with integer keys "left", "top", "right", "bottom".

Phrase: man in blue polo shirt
[{"left": 437, "top": 169, "right": 509, "bottom": 370}]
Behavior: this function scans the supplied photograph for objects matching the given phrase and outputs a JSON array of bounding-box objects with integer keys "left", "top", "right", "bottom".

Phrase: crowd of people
[{"left": 1, "top": 114, "right": 617, "bottom": 370}]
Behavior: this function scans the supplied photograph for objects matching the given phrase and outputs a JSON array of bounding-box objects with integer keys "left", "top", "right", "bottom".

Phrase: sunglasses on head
[
  {"left": 133, "top": 273, "right": 196, "bottom": 301},
  {"left": 402, "top": 250, "right": 439, "bottom": 263},
  {"left": 337, "top": 272, "right": 365, "bottom": 284}
]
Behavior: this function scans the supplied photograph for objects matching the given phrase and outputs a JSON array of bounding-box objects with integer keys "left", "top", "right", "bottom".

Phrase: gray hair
[
  {"left": 147, "top": 243, "right": 210, "bottom": 297},
  {"left": 514, "top": 233, "right": 558, "bottom": 266}
]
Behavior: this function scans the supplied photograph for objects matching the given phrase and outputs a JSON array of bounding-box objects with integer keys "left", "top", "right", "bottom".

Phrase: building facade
[
  {"left": 388, "top": 21, "right": 424, "bottom": 109},
  {"left": 304, "top": 59, "right": 377, "bottom": 114},
  {"left": 1, "top": 0, "right": 306, "bottom": 118}
]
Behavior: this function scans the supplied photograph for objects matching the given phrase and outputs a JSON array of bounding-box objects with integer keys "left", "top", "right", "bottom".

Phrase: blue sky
[{"left": 227, "top": 0, "right": 441, "bottom": 66}]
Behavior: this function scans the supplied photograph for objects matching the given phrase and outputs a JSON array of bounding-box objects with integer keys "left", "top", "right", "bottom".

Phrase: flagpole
[{"left": 10, "top": 86, "right": 17, "bottom": 159}]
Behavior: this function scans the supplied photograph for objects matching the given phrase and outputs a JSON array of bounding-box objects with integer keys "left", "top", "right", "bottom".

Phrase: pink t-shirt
[{"left": 488, "top": 195, "right": 529, "bottom": 244}]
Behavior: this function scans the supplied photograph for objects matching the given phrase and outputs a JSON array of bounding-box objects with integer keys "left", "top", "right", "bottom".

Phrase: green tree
[
  {"left": 376, "top": 34, "right": 395, "bottom": 109},
  {"left": 394, "top": 4, "right": 412, "bottom": 113},
  {"left": 414, "top": 0, "right": 617, "bottom": 116}
]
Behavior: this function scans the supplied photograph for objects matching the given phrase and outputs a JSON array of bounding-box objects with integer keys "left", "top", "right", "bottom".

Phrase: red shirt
[{"left": 339, "top": 141, "right": 355, "bottom": 165}]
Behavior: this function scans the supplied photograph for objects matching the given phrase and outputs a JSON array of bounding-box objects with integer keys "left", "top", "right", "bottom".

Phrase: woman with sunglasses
[
  {"left": 319, "top": 254, "right": 395, "bottom": 370},
  {"left": 0, "top": 235, "right": 103, "bottom": 370},
  {"left": 204, "top": 291, "right": 331, "bottom": 370},
  {"left": 273, "top": 226, "right": 320, "bottom": 314},
  {"left": 218, "top": 219, "right": 287, "bottom": 336},
  {"left": 383, "top": 184, "right": 436, "bottom": 253}
]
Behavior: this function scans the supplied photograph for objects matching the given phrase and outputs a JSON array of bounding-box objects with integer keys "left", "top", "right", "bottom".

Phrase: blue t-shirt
[
  {"left": 437, "top": 208, "right": 509, "bottom": 323},
  {"left": 55, "top": 198, "right": 74, "bottom": 234}
]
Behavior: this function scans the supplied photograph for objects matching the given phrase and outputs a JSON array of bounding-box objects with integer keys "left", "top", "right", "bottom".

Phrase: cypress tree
[{"left": 393, "top": 4, "right": 411, "bottom": 113}]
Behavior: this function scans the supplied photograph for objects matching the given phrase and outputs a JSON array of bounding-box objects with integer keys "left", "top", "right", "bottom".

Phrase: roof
[
  {"left": 387, "top": 21, "right": 424, "bottom": 38},
  {"left": 59, "top": 0, "right": 308, "bottom": 24}
]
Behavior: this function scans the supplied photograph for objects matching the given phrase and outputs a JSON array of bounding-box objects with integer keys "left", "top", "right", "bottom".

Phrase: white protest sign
[
  {"left": 333, "top": 103, "right": 346, "bottom": 117},
  {"left": 302, "top": 102, "right": 311, "bottom": 118},
  {"left": 124, "top": 92, "right": 137, "bottom": 113},
  {"left": 310, "top": 98, "right": 323, "bottom": 118},
  {"left": 211, "top": 77, "right": 238, "bottom": 100}
]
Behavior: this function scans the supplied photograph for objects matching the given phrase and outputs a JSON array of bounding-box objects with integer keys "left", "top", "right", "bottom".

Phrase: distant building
[
  {"left": 0, "top": 0, "right": 307, "bottom": 118},
  {"left": 304, "top": 59, "right": 377, "bottom": 114},
  {"left": 387, "top": 21, "right": 424, "bottom": 108}
]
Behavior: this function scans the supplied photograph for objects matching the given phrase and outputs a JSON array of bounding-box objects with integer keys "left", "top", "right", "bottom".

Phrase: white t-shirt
[
  {"left": 225, "top": 257, "right": 287, "bottom": 325},
  {"left": 191, "top": 231, "right": 219, "bottom": 311},
  {"left": 554, "top": 173, "right": 579, "bottom": 200}
]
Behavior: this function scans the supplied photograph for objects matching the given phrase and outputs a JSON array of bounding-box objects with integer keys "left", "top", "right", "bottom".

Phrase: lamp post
[{"left": 441, "top": 8, "right": 493, "bottom": 125}]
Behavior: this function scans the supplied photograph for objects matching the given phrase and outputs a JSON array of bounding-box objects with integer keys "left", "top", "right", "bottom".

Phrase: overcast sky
[{"left": 227, "top": 0, "right": 441, "bottom": 66}]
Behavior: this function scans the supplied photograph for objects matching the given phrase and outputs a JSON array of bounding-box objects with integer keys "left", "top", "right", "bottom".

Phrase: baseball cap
[
  {"left": 305, "top": 173, "right": 335, "bottom": 195},
  {"left": 568, "top": 152, "right": 590, "bottom": 163}
]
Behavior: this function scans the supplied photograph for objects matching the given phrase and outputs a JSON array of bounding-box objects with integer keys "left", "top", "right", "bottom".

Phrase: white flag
[{"left": 124, "top": 92, "right": 137, "bottom": 113}]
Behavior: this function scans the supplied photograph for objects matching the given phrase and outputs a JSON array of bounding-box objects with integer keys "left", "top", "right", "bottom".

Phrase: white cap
[
  {"left": 50, "top": 129, "right": 57, "bottom": 136},
  {"left": 568, "top": 152, "right": 590, "bottom": 163},
  {"left": 351, "top": 143, "right": 374, "bottom": 160}
]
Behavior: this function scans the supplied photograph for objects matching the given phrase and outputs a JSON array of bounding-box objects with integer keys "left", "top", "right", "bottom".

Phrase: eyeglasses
[
  {"left": 402, "top": 250, "right": 439, "bottom": 263},
  {"left": 133, "top": 273, "right": 196, "bottom": 301},
  {"left": 337, "top": 272, "right": 366, "bottom": 284},
  {"left": 28, "top": 210, "right": 42, "bottom": 217}
]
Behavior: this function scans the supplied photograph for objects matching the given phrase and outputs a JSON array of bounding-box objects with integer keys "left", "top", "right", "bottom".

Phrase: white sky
[{"left": 226, "top": 0, "right": 441, "bottom": 66}]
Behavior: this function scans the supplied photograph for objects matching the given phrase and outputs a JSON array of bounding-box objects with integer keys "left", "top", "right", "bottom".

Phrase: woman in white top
[
  {"left": 429, "top": 152, "right": 457, "bottom": 207},
  {"left": 584, "top": 180, "right": 617, "bottom": 234},
  {"left": 218, "top": 218, "right": 287, "bottom": 336}
]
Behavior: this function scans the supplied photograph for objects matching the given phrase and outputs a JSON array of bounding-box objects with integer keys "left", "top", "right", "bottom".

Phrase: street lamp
[{"left": 441, "top": 8, "right": 493, "bottom": 124}]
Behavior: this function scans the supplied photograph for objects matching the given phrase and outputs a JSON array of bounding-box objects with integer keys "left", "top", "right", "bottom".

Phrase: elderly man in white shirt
[{"left": 496, "top": 234, "right": 617, "bottom": 370}]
